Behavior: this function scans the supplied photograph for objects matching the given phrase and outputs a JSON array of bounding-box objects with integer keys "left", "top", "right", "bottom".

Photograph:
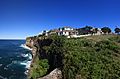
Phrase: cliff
[{"left": 26, "top": 35, "right": 63, "bottom": 79}]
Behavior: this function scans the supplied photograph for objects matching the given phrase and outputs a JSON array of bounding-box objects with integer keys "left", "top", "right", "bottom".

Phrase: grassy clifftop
[
  {"left": 63, "top": 35, "right": 120, "bottom": 79},
  {"left": 29, "top": 35, "right": 120, "bottom": 79}
]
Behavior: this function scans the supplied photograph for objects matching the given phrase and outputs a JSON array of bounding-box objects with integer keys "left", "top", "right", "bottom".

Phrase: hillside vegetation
[{"left": 29, "top": 35, "right": 120, "bottom": 79}]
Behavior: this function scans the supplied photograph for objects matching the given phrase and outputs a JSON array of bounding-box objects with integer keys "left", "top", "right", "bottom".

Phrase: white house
[
  {"left": 58, "top": 26, "right": 78, "bottom": 36},
  {"left": 47, "top": 26, "right": 78, "bottom": 37}
]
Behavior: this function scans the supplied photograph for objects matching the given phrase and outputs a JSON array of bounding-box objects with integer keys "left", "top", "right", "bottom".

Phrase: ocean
[{"left": 0, "top": 40, "right": 32, "bottom": 79}]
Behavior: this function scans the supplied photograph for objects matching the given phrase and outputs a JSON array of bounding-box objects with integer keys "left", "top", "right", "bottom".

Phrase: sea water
[{"left": 0, "top": 40, "right": 32, "bottom": 79}]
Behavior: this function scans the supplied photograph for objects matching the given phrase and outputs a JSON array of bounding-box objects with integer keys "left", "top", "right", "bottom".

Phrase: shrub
[
  {"left": 30, "top": 35, "right": 120, "bottom": 79},
  {"left": 30, "top": 57, "right": 49, "bottom": 79},
  {"left": 62, "top": 37, "right": 120, "bottom": 79}
]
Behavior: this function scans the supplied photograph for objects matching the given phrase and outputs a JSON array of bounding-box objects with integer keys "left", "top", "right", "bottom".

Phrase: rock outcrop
[
  {"left": 38, "top": 68, "right": 62, "bottom": 79},
  {"left": 26, "top": 37, "right": 35, "bottom": 48}
]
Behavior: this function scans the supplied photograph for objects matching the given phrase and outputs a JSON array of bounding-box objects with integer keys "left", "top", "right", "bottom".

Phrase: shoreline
[
  {"left": 22, "top": 43, "right": 37, "bottom": 78},
  {"left": 20, "top": 44, "right": 34, "bottom": 77},
  {"left": 20, "top": 44, "right": 32, "bottom": 51}
]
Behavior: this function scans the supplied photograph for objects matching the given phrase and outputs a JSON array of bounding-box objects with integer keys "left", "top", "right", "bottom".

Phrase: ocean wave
[
  {"left": 0, "top": 75, "right": 7, "bottom": 79},
  {"left": 28, "top": 53, "right": 32, "bottom": 60},
  {"left": 6, "top": 52, "right": 33, "bottom": 75},
  {"left": 7, "top": 59, "right": 32, "bottom": 69},
  {"left": 12, "top": 61, "right": 19, "bottom": 64},
  {"left": 5, "top": 61, "right": 19, "bottom": 68},
  {"left": 24, "top": 70, "right": 29, "bottom": 75},
  {"left": 7, "top": 60, "right": 22, "bottom": 66},
  {"left": 20, "top": 53, "right": 33, "bottom": 75},
  {"left": 19, "top": 44, "right": 33, "bottom": 74},
  {"left": 21, "top": 53, "right": 32, "bottom": 60},
  {"left": 0, "top": 64, "right": 2, "bottom": 67},
  {"left": 20, "top": 44, "right": 32, "bottom": 50},
  {"left": 4, "top": 67, "right": 8, "bottom": 70},
  {"left": 20, "top": 60, "right": 32, "bottom": 69},
  {"left": 6, "top": 63, "right": 13, "bottom": 68},
  {"left": 21, "top": 53, "right": 29, "bottom": 57}
]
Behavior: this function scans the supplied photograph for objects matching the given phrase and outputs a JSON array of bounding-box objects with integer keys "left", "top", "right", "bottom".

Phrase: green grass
[{"left": 84, "top": 35, "right": 117, "bottom": 41}]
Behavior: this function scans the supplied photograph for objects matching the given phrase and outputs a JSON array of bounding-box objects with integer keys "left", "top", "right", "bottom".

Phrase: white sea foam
[
  {"left": 24, "top": 70, "right": 29, "bottom": 75},
  {"left": 21, "top": 53, "right": 32, "bottom": 60},
  {"left": 20, "top": 44, "right": 33, "bottom": 74},
  {"left": 6, "top": 60, "right": 29, "bottom": 69},
  {"left": 20, "top": 60, "right": 32, "bottom": 69},
  {"left": 21, "top": 54, "right": 29, "bottom": 57},
  {"left": 20, "top": 52, "right": 32, "bottom": 68},
  {"left": 20, "top": 44, "right": 32, "bottom": 50},
  {"left": 28, "top": 54, "right": 32, "bottom": 60},
  {"left": 20, "top": 44, "right": 33, "bottom": 67},
  {"left": 20, "top": 62, "right": 27, "bottom": 65},
  {"left": 0, "top": 64, "right": 2, "bottom": 67},
  {"left": 25, "top": 61, "right": 32, "bottom": 69}
]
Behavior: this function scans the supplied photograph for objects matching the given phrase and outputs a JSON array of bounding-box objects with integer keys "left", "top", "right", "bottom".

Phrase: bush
[
  {"left": 62, "top": 37, "right": 120, "bottom": 79},
  {"left": 95, "top": 40, "right": 120, "bottom": 53},
  {"left": 30, "top": 35, "right": 120, "bottom": 79},
  {"left": 30, "top": 57, "right": 49, "bottom": 79}
]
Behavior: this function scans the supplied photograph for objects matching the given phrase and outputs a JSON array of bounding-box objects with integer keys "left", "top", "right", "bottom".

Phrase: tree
[
  {"left": 114, "top": 27, "right": 120, "bottom": 34},
  {"left": 101, "top": 27, "right": 111, "bottom": 34},
  {"left": 30, "top": 57, "right": 49, "bottom": 79},
  {"left": 84, "top": 26, "right": 93, "bottom": 31},
  {"left": 83, "top": 26, "right": 93, "bottom": 34}
]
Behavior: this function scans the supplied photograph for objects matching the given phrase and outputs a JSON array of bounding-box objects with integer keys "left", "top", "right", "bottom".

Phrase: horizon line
[{"left": 0, "top": 38, "right": 25, "bottom": 40}]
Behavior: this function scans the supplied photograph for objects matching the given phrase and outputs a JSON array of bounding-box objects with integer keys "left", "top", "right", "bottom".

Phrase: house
[
  {"left": 47, "top": 26, "right": 78, "bottom": 37},
  {"left": 77, "top": 28, "right": 90, "bottom": 35},
  {"left": 95, "top": 28, "right": 103, "bottom": 35},
  {"left": 42, "top": 26, "right": 104, "bottom": 38},
  {"left": 48, "top": 29, "right": 60, "bottom": 35},
  {"left": 58, "top": 26, "right": 78, "bottom": 36},
  {"left": 77, "top": 27, "right": 103, "bottom": 35},
  {"left": 91, "top": 28, "right": 103, "bottom": 35}
]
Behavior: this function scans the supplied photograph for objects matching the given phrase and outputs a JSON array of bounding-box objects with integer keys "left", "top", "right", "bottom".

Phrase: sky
[{"left": 0, "top": 0, "right": 120, "bottom": 39}]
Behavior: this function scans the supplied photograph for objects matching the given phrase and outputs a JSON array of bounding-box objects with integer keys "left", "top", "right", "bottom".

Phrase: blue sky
[{"left": 0, "top": 0, "right": 120, "bottom": 39}]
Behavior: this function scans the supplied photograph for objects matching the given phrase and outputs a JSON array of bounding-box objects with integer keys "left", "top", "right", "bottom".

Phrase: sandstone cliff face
[
  {"left": 26, "top": 37, "right": 38, "bottom": 57},
  {"left": 26, "top": 37, "right": 35, "bottom": 48},
  {"left": 38, "top": 68, "right": 62, "bottom": 79}
]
